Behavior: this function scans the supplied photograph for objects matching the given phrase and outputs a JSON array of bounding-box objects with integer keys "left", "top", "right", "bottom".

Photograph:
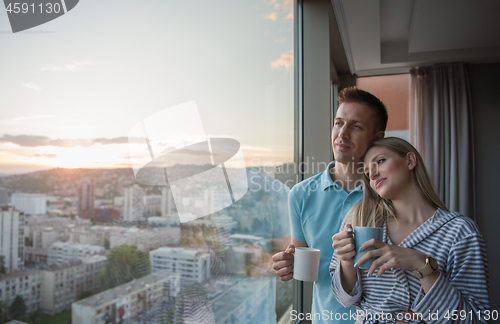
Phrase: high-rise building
[
  {"left": 204, "top": 187, "right": 215, "bottom": 215},
  {"left": 79, "top": 178, "right": 95, "bottom": 219},
  {"left": 161, "top": 186, "right": 174, "bottom": 216},
  {"left": 0, "top": 187, "right": 8, "bottom": 206},
  {"left": 123, "top": 185, "right": 145, "bottom": 222},
  {"left": 11, "top": 193, "right": 46, "bottom": 215},
  {"left": 143, "top": 195, "right": 162, "bottom": 216},
  {"left": 0, "top": 206, "right": 24, "bottom": 273}
]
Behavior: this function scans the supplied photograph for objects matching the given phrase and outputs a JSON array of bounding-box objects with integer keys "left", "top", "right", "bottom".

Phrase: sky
[{"left": 0, "top": 0, "right": 294, "bottom": 174}]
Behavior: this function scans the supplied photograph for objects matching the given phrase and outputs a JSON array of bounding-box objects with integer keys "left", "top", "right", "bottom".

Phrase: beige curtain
[{"left": 409, "top": 63, "right": 475, "bottom": 219}]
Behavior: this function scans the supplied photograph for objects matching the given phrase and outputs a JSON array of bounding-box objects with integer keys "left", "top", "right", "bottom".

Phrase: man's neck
[{"left": 329, "top": 161, "right": 363, "bottom": 193}]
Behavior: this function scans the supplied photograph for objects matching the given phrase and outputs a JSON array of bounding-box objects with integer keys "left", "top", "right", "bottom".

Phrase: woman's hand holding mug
[{"left": 332, "top": 224, "right": 356, "bottom": 267}]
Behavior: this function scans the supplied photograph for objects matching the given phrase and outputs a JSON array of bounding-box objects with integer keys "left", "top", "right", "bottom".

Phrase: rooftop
[
  {"left": 42, "top": 260, "right": 82, "bottom": 271},
  {"left": 150, "top": 246, "right": 207, "bottom": 257},
  {"left": 50, "top": 241, "right": 104, "bottom": 251},
  {"left": 0, "top": 268, "right": 41, "bottom": 281},
  {"left": 12, "top": 193, "right": 46, "bottom": 197},
  {"left": 82, "top": 255, "right": 107, "bottom": 264}
]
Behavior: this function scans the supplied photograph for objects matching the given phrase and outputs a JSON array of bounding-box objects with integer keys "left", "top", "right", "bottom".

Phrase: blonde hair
[{"left": 340, "top": 137, "right": 449, "bottom": 230}]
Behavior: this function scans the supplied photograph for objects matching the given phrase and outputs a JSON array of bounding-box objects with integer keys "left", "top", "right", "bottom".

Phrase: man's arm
[
  {"left": 292, "top": 237, "right": 308, "bottom": 248},
  {"left": 271, "top": 235, "right": 305, "bottom": 253}
]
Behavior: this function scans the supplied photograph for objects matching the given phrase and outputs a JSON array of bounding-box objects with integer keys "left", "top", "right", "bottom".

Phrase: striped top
[{"left": 330, "top": 209, "right": 490, "bottom": 324}]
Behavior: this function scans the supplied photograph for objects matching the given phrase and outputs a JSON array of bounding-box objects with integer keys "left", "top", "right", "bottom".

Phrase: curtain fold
[{"left": 409, "top": 63, "right": 475, "bottom": 219}]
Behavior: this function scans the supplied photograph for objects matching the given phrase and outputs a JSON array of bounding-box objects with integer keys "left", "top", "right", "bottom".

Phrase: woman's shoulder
[{"left": 436, "top": 208, "right": 481, "bottom": 241}]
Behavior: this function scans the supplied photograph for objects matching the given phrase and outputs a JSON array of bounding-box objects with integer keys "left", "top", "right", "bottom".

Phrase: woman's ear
[{"left": 406, "top": 152, "right": 417, "bottom": 170}]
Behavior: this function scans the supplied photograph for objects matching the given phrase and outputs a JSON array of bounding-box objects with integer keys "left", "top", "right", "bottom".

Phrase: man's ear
[
  {"left": 375, "top": 131, "right": 385, "bottom": 139},
  {"left": 406, "top": 152, "right": 417, "bottom": 170}
]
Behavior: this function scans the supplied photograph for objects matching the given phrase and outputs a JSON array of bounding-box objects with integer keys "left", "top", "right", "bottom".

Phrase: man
[{"left": 272, "top": 87, "right": 387, "bottom": 323}]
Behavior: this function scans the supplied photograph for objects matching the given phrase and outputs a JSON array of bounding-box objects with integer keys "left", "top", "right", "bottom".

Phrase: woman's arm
[
  {"left": 358, "top": 240, "right": 441, "bottom": 293},
  {"left": 330, "top": 225, "right": 362, "bottom": 306},
  {"left": 411, "top": 233, "right": 490, "bottom": 324}
]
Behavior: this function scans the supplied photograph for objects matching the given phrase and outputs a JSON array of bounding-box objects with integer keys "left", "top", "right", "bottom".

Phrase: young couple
[{"left": 272, "top": 87, "right": 489, "bottom": 324}]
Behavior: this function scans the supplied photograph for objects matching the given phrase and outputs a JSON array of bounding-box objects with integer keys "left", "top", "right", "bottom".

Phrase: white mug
[{"left": 293, "top": 247, "right": 320, "bottom": 282}]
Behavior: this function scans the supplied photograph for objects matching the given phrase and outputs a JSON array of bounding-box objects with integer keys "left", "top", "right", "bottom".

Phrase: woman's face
[{"left": 363, "top": 146, "right": 414, "bottom": 201}]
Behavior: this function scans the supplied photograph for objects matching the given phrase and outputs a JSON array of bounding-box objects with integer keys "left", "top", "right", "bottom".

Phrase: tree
[
  {"left": 0, "top": 256, "right": 5, "bottom": 274},
  {"left": 24, "top": 236, "right": 32, "bottom": 247},
  {"left": 0, "top": 301, "right": 8, "bottom": 323},
  {"left": 9, "top": 295, "right": 27, "bottom": 320},
  {"left": 97, "top": 245, "right": 151, "bottom": 290},
  {"left": 79, "top": 290, "right": 94, "bottom": 300},
  {"left": 103, "top": 238, "right": 110, "bottom": 250}
]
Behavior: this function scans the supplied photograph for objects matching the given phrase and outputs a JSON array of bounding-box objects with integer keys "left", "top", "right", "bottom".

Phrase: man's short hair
[{"left": 338, "top": 87, "right": 388, "bottom": 133}]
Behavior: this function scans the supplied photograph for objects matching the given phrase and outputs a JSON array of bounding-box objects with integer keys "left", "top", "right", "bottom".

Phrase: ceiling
[{"left": 331, "top": 0, "right": 500, "bottom": 76}]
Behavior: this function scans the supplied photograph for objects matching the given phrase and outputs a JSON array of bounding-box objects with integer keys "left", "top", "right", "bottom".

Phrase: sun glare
[{"left": 48, "top": 144, "right": 130, "bottom": 169}]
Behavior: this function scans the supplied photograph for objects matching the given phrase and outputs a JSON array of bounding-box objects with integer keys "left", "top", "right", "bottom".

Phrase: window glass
[{"left": 0, "top": 1, "right": 295, "bottom": 323}]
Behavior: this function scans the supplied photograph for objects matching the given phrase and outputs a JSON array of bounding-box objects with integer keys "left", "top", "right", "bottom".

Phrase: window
[{"left": 1, "top": 0, "right": 295, "bottom": 322}]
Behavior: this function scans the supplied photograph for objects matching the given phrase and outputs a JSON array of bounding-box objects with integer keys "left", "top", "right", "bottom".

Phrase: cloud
[
  {"left": 267, "top": 0, "right": 293, "bottom": 19},
  {"left": 0, "top": 134, "right": 133, "bottom": 148},
  {"left": 271, "top": 50, "right": 293, "bottom": 71},
  {"left": 12, "top": 115, "right": 52, "bottom": 121},
  {"left": 23, "top": 83, "right": 41, "bottom": 91},
  {"left": 266, "top": 12, "right": 278, "bottom": 21},
  {"left": 33, "top": 153, "right": 57, "bottom": 158},
  {"left": 283, "top": 0, "right": 293, "bottom": 19},
  {"left": 94, "top": 137, "right": 130, "bottom": 145},
  {"left": 41, "top": 60, "right": 95, "bottom": 72}
]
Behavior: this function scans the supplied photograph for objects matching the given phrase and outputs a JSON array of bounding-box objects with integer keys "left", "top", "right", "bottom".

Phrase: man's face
[{"left": 331, "top": 102, "right": 384, "bottom": 164}]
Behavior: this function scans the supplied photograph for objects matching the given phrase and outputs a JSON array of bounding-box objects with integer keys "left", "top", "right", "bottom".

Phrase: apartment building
[
  {"left": 23, "top": 246, "right": 48, "bottom": 266},
  {"left": 47, "top": 241, "right": 105, "bottom": 265},
  {"left": 11, "top": 193, "right": 46, "bottom": 215},
  {"left": 0, "top": 269, "right": 42, "bottom": 314},
  {"left": 149, "top": 247, "right": 210, "bottom": 284},
  {"left": 72, "top": 272, "right": 180, "bottom": 324},
  {"left": 109, "top": 227, "right": 180, "bottom": 252},
  {"left": 40, "top": 255, "right": 107, "bottom": 314},
  {"left": 25, "top": 216, "right": 92, "bottom": 250}
]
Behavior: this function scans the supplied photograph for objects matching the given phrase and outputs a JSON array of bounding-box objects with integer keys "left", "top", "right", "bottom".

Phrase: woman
[{"left": 330, "top": 137, "right": 490, "bottom": 324}]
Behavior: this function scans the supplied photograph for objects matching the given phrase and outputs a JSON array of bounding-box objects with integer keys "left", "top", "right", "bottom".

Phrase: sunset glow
[{"left": 0, "top": 140, "right": 292, "bottom": 174}]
